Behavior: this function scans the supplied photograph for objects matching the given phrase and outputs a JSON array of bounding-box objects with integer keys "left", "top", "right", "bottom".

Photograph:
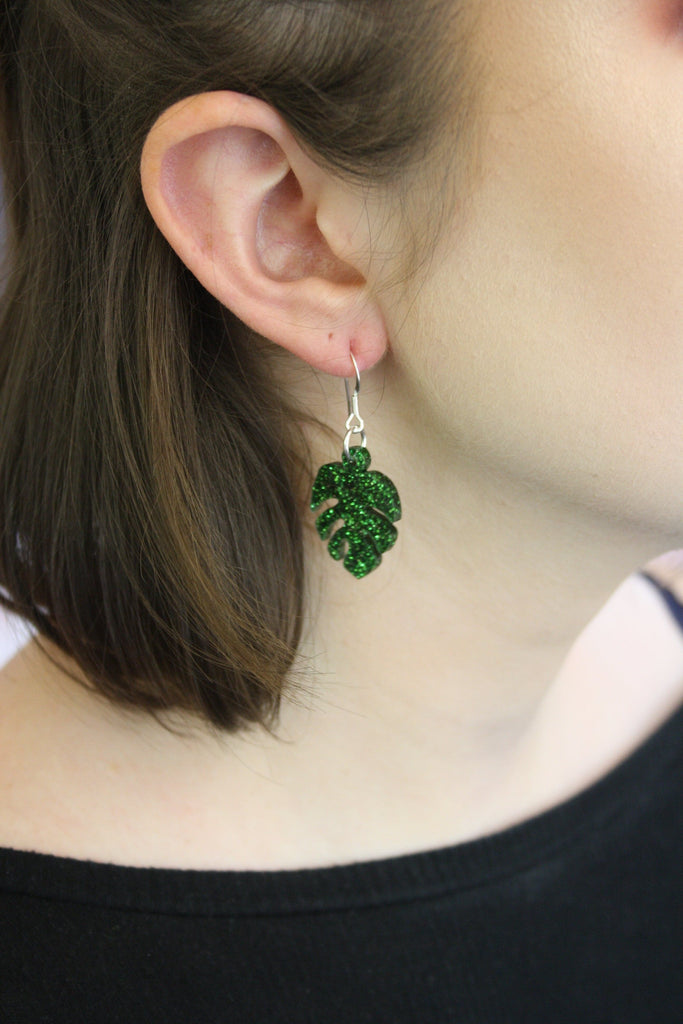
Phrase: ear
[{"left": 140, "top": 91, "right": 388, "bottom": 377}]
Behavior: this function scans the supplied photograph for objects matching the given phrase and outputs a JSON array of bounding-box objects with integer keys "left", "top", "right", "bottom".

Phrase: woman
[{"left": 0, "top": 0, "right": 681, "bottom": 1019}]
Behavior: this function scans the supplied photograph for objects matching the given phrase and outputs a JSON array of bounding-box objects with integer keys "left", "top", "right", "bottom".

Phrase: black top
[{"left": 0, "top": 574, "right": 681, "bottom": 1023}]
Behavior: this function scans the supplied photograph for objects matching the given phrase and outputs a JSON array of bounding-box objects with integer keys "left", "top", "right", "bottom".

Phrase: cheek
[{"left": 393, "top": 66, "right": 683, "bottom": 530}]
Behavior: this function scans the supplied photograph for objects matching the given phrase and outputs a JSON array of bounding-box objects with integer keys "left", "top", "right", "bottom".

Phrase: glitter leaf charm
[{"left": 310, "top": 446, "right": 401, "bottom": 578}]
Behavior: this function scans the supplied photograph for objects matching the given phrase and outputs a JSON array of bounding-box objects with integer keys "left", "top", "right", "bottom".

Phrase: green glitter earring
[{"left": 310, "top": 353, "right": 402, "bottom": 579}]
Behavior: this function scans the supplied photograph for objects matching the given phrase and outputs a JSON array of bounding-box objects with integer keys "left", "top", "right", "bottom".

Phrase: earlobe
[{"left": 140, "top": 91, "right": 387, "bottom": 376}]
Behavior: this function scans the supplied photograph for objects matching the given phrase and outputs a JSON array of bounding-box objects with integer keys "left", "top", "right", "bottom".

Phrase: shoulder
[
  {"left": 0, "top": 638, "right": 105, "bottom": 855},
  {"left": 502, "top": 571, "right": 683, "bottom": 825}
]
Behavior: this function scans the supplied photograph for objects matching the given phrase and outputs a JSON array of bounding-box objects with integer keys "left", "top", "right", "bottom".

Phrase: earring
[{"left": 310, "top": 353, "right": 402, "bottom": 579}]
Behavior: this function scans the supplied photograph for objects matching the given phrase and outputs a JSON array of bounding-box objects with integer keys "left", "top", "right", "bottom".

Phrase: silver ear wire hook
[{"left": 343, "top": 352, "right": 367, "bottom": 458}]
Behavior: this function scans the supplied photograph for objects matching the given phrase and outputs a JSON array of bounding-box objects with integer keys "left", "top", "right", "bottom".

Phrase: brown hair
[{"left": 0, "top": 0, "right": 480, "bottom": 734}]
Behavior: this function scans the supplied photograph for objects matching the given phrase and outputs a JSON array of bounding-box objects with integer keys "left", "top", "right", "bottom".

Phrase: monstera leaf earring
[{"left": 310, "top": 353, "right": 402, "bottom": 578}]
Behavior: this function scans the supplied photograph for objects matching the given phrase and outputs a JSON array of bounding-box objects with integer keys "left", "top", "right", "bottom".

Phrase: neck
[
  {"left": 4, "top": 357, "right": 681, "bottom": 871},
  {"left": 269, "top": 356, "right": 682, "bottom": 850},
  {"left": 298, "top": 355, "right": 677, "bottom": 732}
]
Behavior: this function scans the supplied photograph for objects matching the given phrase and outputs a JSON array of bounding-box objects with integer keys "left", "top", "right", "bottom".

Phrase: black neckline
[{"left": 0, "top": 695, "right": 681, "bottom": 918}]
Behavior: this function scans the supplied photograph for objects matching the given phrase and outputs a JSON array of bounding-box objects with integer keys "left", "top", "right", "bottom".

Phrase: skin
[{"left": 2, "top": 0, "right": 683, "bottom": 868}]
